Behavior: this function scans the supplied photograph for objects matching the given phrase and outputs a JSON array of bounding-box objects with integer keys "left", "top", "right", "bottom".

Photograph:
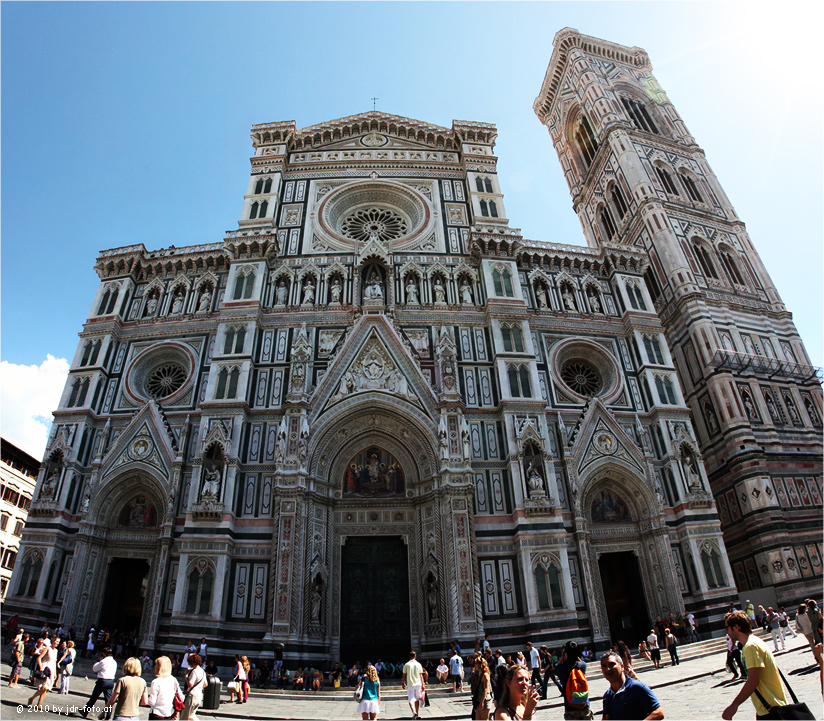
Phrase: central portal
[
  {"left": 598, "top": 551, "right": 650, "bottom": 645},
  {"left": 340, "top": 536, "right": 410, "bottom": 664},
  {"left": 98, "top": 557, "right": 150, "bottom": 633}
]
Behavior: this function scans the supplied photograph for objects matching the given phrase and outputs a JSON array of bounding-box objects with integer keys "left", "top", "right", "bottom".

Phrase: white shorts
[{"left": 406, "top": 684, "right": 421, "bottom": 702}]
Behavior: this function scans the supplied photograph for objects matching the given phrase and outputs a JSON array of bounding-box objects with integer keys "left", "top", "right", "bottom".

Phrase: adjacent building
[
  {"left": 1, "top": 439, "right": 38, "bottom": 601},
  {"left": 6, "top": 29, "right": 820, "bottom": 663}
]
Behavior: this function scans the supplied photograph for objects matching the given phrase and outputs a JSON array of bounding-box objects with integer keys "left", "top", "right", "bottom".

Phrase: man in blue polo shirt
[{"left": 600, "top": 651, "right": 664, "bottom": 720}]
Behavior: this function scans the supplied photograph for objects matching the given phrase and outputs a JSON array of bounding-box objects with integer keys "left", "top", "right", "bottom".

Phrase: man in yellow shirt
[{"left": 722, "top": 610, "right": 787, "bottom": 719}]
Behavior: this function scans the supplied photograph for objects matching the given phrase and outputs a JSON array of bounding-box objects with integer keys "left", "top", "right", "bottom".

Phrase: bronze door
[
  {"left": 340, "top": 536, "right": 410, "bottom": 664},
  {"left": 598, "top": 551, "right": 650, "bottom": 645}
]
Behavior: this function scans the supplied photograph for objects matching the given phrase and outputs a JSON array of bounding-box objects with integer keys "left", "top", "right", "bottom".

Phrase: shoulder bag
[
  {"left": 751, "top": 668, "right": 815, "bottom": 720},
  {"left": 354, "top": 682, "right": 363, "bottom": 702}
]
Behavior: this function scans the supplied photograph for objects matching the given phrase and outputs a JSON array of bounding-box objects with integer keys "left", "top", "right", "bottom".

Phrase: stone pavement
[{"left": 2, "top": 632, "right": 822, "bottom": 720}]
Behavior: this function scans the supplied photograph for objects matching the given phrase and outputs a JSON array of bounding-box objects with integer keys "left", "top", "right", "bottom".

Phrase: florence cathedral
[{"left": 7, "top": 29, "right": 822, "bottom": 663}]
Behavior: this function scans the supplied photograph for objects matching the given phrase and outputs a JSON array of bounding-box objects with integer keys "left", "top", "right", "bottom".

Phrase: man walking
[
  {"left": 766, "top": 607, "right": 785, "bottom": 652},
  {"left": 722, "top": 610, "right": 787, "bottom": 719},
  {"left": 600, "top": 651, "right": 664, "bottom": 720},
  {"left": 80, "top": 647, "right": 117, "bottom": 718},
  {"left": 745, "top": 600, "right": 756, "bottom": 625},
  {"left": 527, "top": 641, "right": 542, "bottom": 690},
  {"left": 448, "top": 648, "right": 464, "bottom": 693},
  {"left": 402, "top": 651, "right": 424, "bottom": 719},
  {"left": 646, "top": 629, "right": 661, "bottom": 669},
  {"left": 555, "top": 641, "right": 594, "bottom": 720}
]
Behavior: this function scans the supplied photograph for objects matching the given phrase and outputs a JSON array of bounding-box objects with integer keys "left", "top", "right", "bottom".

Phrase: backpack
[{"left": 565, "top": 665, "right": 589, "bottom": 708}]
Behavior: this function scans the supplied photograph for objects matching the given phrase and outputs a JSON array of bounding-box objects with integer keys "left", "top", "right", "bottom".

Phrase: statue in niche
[
  {"left": 460, "top": 278, "right": 474, "bottom": 306},
  {"left": 275, "top": 281, "right": 288, "bottom": 306},
  {"left": 765, "top": 393, "right": 780, "bottom": 423},
  {"left": 682, "top": 446, "right": 701, "bottom": 490},
  {"left": 406, "top": 278, "right": 419, "bottom": 305},
  {"left": 562, "top": 286, "right": 576, "bottom": 311},
  {"left": 460, "top": 417, "right": 471, "bottom": 460},
  {"left": 785, "top": 395, "right": 801, "bottom": 424},
  {"left": 804, "top": 397, "right": 819, "bottom": 425},
  {"left": 742, "top": 390, "right": 758, "bottom": 421},
  {"left": 433, "top": 277, "right": 446, "bottom": 304},
  {"left": 310, "top": 578, "right": 322, "bottom": 622},
  {"left": 80, "top": 486, "right": 91, "bottom": 513},
  {"left": 301, "top": 281, "right": 315, "bottom": 306},
  {"left": 167, "top": 487, "right": 176, "bottom": 517},
  {"left": 335, "top": 370, "right": 356, "bottom": 399},
  {"left": 704, "top": 403, "right": 718, "bottom": 432},
  {"left": 171, "top": 291, "right": 184, "bottom": 314},
  {"left": 588, "top": 290, "right": 601, "bottom": 313},
  {"left": 438, "top": 418, "right": 449, "bottom": 461},
  {"left": 364, "top": 269, "right": 383, "bottom": 300},
  {"left": 329, "top": 277, "right": 342, "bottom": 304},
  {"left": 275, "top": 417, "right": 288, "bottom": 463},
  {"left": 197, "top": 287, "right": 212, "bottom": 313},
  {"left": 525, "top": 460, "right": 545, "bottom": 496},
  {"left": 201, "top": 466, "right": 221, "bottom": 498},
  {"left": 535, "top": 284, "right": 548, "bottom": 309},
  {"left": 145, "top": 294, "right": 158, "bottom": 316},
  {"left": 40, "top": 468, "right": 58, "bottom": 499},
  {"left": 298, "top": 418, "right": 309, "bottom": 465},
  {"left": 425, "top": 575, "right": 439, "bottom": 621},
  {"left": 591, "top": 489, "right": 629, "bottom": 523}
]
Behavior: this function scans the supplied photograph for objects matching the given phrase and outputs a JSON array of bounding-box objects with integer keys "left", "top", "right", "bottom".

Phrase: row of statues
[
  {"left": 143, "top": 286, "right": 213, "bottom": 317},
  {"left": 273, "top": 273, "right": 477, "bottom": 307},
  {"left": 534, "top": 283, "right": 602, "bottom": 313}
]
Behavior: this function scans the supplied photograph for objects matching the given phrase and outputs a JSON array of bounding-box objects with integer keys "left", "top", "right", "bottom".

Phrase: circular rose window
[
  {"left": 340, "top": 207, "right": 408, "bottom": 243},
  {"left": 549, "top": 338, "right": 623, "bottom": 403},
  {"left": 124, "top": 342, "right": 196, "bottom": 404},
  {"left": 560, "top": 359, "right": 602, "bottom": 396}
]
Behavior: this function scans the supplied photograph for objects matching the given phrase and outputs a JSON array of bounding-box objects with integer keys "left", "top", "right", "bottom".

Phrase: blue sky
[{"left": 2, "top": 2, "right": 822, "bottom": 457}]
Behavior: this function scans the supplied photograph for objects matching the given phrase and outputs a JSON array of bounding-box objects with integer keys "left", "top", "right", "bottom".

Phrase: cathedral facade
[{"left": 8, "top": 29, "right": 821, "bottom": 662}]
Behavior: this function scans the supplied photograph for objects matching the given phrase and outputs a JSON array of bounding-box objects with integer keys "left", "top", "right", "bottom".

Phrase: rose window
[
  {"left": 340, "top": 207, "right": 408, "bottom": 243},
  {"left": 146, "top": 362, "right": 187, "bottom": 398},
  {"left": 560, "top": 360, "right": 602, "bottom": 396}
]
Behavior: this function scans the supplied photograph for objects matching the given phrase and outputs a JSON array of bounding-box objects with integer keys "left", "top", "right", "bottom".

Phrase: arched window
[
  {"left": 97, "top": 290, "right": 111, "bottom": 316},
  {"left": 721, "top": 251, "right": 745, "bottom": 285},
  {"left": 215, "top": 368, "right": 228, "bottom": 399},
  {"left": 185, "top": 566, "right": 215, "bottom": 614},
  {"left": 574, "top": 115, "right": 599, "bottom": 168},
  {"left": 692, "top": 243, "right": 719, "bottom": 280},
  {"left": 234, "top": 327, "right": 245, "bottom": 353},
  {"left": 655, "top": 166, "right": 679, "bottom": 196},
  {"left": 502, "top": 270, "right": 514, "bottom": 297},
  {"left": 106, "top": 289, "right": 119, "bottom": 315},
  {"left": 264, "top": 177, "right": 272, "bottom": 193},
  {"left": 258, "top": 199, "right": 268, "bottom": 218},
  {"left": 223, "top": 328, "right": 236, "bottom": 355},
  {"left": 227, "top": 368, "right": 240, "bottom": 399},
  {"left": 475, "top": 177, "right": 484, "bottom": 192},
  {"left": 621, "top": 97, "right": 659, "bottom": 134},
  {"left": 663, "top": 377, "right": 677, "bottom": 405},
  {"left": 254, "top": 178, "right": 264, "bottom": 194},
  {"left": 22, "top": 557, "right": 42, "bottom": 597},
  {"left": 492, "top": 268, "right": 503, "bottom": 296},
  {"left": 501, "top": 324, "right": 524, "bottom": 353},
  {"left": 81, "top": 342, "right": 93, "bottom": 366},
  {"left": 644, "top": 268, "right": 661, "bottom": 301},
  {"left": 243, "top": 273, "right": 255, "bottom": 299},
  {"left": 680, "top": 173, "right": 703, "bottom": 202},
  {"left": 77, "top": 378, "right": 90, "bottom": 407},
  {"left": 233, "top": 275, "right": 245, "bottom": 300},
  {"left": 67, "top": 378, "right": 81, "bottom": 407},
  {"left": 535, "top": 564, "right": 563, "bottom": 610},
  {"left": 484, "top": 177, "right": 493, "bottom": 193},
  {"left": 249, "top": 201, "right": 259, "bottom": 220},
  {"left": 508, "top": 364, "right": 532, "bottom": 398},
  {"left": 489, "top": 200, "right": 498, "bottom": 218},
  {"left": 655, "top": 375, "right": 676, "bottom": 405},
  {"left": 611, "top": 185, "right": 629, "bottom": 220},
  {"left": 600, "top": 206, "right": 617, "bottom": 240},
  {"left": 89, "top": 340, "right": 101, "bottom": 366},
  {"left": 480, "top": 199, "right": 489, "bottom": 217},
  {"left": 644, "top": 335, "right": 664, "bottom": 365},
  {"left": 701, "top": 548, "right": 725, "bottom": 588},
  {"left": 625, "top": 282, "right": 646, "bottom": 311}
]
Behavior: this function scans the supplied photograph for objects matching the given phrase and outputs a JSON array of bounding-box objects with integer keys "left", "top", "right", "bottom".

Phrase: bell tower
[{"left": 535, "top": 28, "right": 823, "bottom": 603}]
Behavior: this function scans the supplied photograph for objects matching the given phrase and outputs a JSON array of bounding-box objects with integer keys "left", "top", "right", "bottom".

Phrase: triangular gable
[
  {"left": 311, "top": 315, "right": 438, "bottom": 422},
  {"left": 569, "top": 399, "right": 646, "bottom": 478},
  {"left": 98, "top": 400, "right": 176, "bottom": 486}
]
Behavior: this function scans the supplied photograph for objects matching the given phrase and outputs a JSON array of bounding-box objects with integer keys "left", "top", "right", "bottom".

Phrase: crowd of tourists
[{"left": 5, "top": 599, "right": 822, "bottom": 720}]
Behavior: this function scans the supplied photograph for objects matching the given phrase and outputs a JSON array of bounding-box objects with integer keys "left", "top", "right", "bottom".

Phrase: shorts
[
  {"left": 451, "top": 673, "right": 462, "bottom": 684},
  {"left": 10, "top": 660, "right": 22, "bottom": 677},
  {"left": 650, "top": 648, "right": 661, "bottom": 661},
  {"left": 406, "top": 684, "right": 421, "bottom": 702}
]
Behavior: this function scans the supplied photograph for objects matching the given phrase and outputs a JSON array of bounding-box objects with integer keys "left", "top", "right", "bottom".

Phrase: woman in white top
[
  {"left": 148, "top": 656, "right": 182, "bottom": 720},
  {"left": 198, "top": 638, "right": 208, "bottom": 661},
  {"left": 181, "top": 640, "right": 196, "bottom": 672},
  {"left": 28, "top": 637, "right": 59, "bottom": 708},
  {"left": 181, "top": 653, "right": 206, "bottom": 721},
  {"left": 58, "top": 640, "right": 77, "bottom": 694}
]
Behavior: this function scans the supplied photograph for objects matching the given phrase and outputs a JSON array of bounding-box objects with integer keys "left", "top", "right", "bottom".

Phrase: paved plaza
[{"left": 1, "top": 633, "right": 822, "bottom": 720}]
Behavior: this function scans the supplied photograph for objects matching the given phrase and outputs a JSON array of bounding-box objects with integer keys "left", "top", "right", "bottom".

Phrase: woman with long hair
[
  {"left": 27, "top": 637, "right": 59, "bottom": 709},
  {"left": 240, "top": 656, "right": 251, "bottom": 702},
  {"left": 58, "top": 640, "right": 77, "bottom": 694},
  {"left": 614, "top": 640, "right": 638, "bottom": 679},
  {"left": 493, "top": 664, "right": 540, "bottom": 720},
  {"left": 147, "top": 656, "right": 182, "bottom": 720},
  {"left": 356, "top": 664, "right": 381, "bottom": 720},
  {"left": 228, "top": 655, "right": 244, "bottom": 703},
  {"left": 471, "top": 655, "right": 493, "bottom": 720},
  {"left": 180, "top": 653, "right": 205, "bottom": 721}
]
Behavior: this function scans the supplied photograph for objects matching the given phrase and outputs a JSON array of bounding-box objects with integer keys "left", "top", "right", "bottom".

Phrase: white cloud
[{"left": 1, "top": 355, "right": 70, "bottom": 460}]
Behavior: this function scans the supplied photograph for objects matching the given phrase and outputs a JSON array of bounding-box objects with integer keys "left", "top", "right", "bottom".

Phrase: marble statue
[
  {"left": 406, "top": 278, "right": 419, "bottom": 305},
  {"left": 329, "top": 278, "right": 342, "bottom": 304},
  {"left": 197, "top": 288, "right": 212, "bottom": 312},
  {"left": 460, "top": 279, "right": 473, "bottom": 305},
  {"left": 171, "top": 292, "right": 184, "bottom": 314},
  {"left": 275, "top": 281, "right": 288, "bottom": 306}
]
